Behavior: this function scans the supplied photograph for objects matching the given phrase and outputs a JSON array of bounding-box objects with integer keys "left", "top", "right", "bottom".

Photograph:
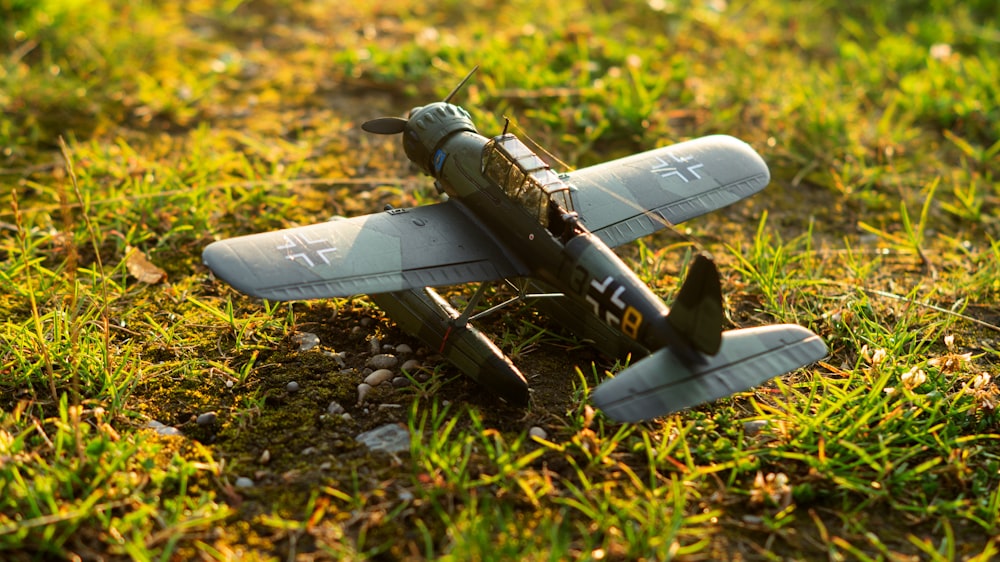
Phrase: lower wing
[{"left": 202, "top": 201, "right": 527, "bottom": 301}]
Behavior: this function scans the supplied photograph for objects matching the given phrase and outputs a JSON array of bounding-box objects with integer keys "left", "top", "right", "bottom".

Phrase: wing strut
[
  {"left": 468, "top": 279, "right": 564, "bottom": 322},
  {"left": 454, "top": 282, "right": 490, "bottom": 328}
]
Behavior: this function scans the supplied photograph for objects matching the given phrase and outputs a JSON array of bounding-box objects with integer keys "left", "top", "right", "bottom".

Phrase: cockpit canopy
[{"left": 481, "top": 134, "right": 575, "bottom": 228}]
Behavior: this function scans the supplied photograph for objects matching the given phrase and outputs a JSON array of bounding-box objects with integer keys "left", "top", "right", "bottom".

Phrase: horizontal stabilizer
[{"left": 591, "top": 324, "right": 827, "bottom": 423}]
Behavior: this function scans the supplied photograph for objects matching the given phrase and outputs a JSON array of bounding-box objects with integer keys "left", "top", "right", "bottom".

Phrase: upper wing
[
  {"left": 202, "top": 201, "right": 527, "bottom": 301},
  {"left": 565, "top": 135, "right": 770, "bottom": 248}
]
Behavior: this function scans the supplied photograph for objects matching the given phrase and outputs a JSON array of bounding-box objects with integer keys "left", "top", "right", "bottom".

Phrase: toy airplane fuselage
[{"left": 203, "top": 95, "right": 827, "bottom": 422}]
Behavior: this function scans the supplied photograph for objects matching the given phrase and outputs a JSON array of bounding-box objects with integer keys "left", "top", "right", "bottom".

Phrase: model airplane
[{"left": 202, "top": 69, "right": 827, "bottom": 422}]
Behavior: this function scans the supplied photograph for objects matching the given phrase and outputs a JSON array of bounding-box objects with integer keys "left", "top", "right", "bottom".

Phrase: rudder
[{"left": 666, "top": 253, "right": 724, "bottom": 355}]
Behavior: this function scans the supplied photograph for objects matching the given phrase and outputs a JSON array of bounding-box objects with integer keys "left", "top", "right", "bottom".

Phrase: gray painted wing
[
  {"left": 566, "top": 135, "right": 770, "bottom": 248},
  {"left": 202, "top": 201, "right": 526, "bottom": 301},
  {"left": 591, "top": 324, "right": 827, "bottom": 422}
]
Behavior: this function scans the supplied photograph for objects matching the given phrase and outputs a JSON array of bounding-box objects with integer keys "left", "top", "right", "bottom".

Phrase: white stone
[
  {"left": 293, "top": 331, "right": 320, "bottom": 352},
  {"left": 743, "top": 420, "right": 771, "bottom": 437},
  {"left": 356, "top": 423, "right": 410, "bottom": 454},
  {"left": 147, "top": 420, "right": 182, "bottom": 437},
  {"left": 368, "top": 354, "right": 399, "bottom": 369},
  {"left": 357, "top": 382, "right": 373, "bottom": 404},
  {"left": 365, "top": 369, "right": 394, "bottom": 386}
]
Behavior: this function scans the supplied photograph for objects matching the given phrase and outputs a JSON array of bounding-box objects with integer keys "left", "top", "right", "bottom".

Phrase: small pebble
[
  {"left": 395, "top": 344, "right": 413, "bottom": 354},
  {"left": 369, "top": 337, "right": 381, "bottom": 355},
  {"left": 357, "top": 382, "right": 373, "bottom": 404},
  {"left": 377, "top": 403, "right": 402, "bottom": 411},
  {"left": 235, "top": 477, "right": 254, "bottom": 488},
  {"left": 392, "top": 376, "right": 410, "bottom": 388},
  {"left": 300, "top": 446, "right": 318, "bottom": 456},
  {"left": 147, "top": 420, "right": 182, "bottom": 436},
  {"left": 259, "top": 449, "right": 271, "bottom": 464},
  {"left": 341, "top": 413, "right": 353, "bottom": 421},
  {"left": 286, "top": 381, "right": 300, "bottom": 392},
  {"left": 398, "top": 489, "right": 414, "bottom": 502},
  {"left": 327, "top": 401, "right": 345, "bottom": 415},
  {"left": 743, "top": 420, "right": 771, "bottom": 438},
  {"left": 528, "top": 426, "right": 548, "bottom": 440},
  {"left": 365, "top": 369, "right": 394, "bottom": 386},
  {"left": 293, "top": 331, "right": 320, "bottom": 352},
  {"left": 382, "top": 344, "right": 395, "bottom": 352},
  {"left": 323, "top": 351, "right": 346, "bottom": 367},
  {"left": 368, "top": 354, "right": 398, "bottom": 369},
  {"left": 360, "top": 317, "right": 374, "bottom": 327},
  {"left": 400, "top": 359, "right": 421, "bottom": 373},
  {"left": 196, "top": 411, "right": 217, "bottom": 426},
  {"left": 356, "top": 423, "right": 410, "bottom": 454}
]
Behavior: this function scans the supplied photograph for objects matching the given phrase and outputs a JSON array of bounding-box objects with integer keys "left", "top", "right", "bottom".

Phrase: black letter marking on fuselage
[{"left": 586, "top": 276, "right": 628, "bottom": 330}]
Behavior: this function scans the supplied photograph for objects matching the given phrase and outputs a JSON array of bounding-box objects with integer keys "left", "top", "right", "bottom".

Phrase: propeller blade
[
  {"left": 443, "top": 65, "right": 479, "bottom": 103},
  {"left": 361, "top": 117, "right": 408, "bottom": 135}
]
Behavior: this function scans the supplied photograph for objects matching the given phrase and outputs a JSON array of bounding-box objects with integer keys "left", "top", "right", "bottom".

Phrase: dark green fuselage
[
  {"left": 369, "top": 101, "right": 689, "bottom": 405},
  {"left": 428, "top": 126, "right": 679, "bottom": 354}
]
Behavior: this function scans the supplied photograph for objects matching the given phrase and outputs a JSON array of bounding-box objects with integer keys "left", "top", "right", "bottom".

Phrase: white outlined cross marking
[
  {"left": 649, "top": 153, "right": 705, "bottom": 183},
  {"left": 276, "top": 233, "right": 337, "bottom": 268}
]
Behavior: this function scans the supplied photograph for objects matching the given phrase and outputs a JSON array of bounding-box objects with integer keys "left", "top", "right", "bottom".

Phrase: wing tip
[{"left": 201, "top": 240, "right": 276, "bottom": 300}]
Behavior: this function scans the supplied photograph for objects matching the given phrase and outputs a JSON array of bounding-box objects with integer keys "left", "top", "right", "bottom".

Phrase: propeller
[
  {"left": 361, "top": 116, "right": 407, "bottom": 135},
  {"left": 360, "top": 66, "right": 479, "bottom": 135}
]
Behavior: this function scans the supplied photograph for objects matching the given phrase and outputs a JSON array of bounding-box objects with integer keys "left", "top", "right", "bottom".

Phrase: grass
[{"left": 2, "top": 0, "right": 998, "bottom": 559}]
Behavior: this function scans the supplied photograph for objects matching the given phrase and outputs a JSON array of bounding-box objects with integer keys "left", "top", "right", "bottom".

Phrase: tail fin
[
  {"left": 667, "top": 253, "right": 723, "bottom": 355},
  {"left": 592, "top": 324, "right": 828, "bottom": 422}
]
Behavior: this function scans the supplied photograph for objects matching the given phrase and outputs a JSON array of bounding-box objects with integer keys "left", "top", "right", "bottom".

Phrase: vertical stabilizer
[{"left": 667, "top": 253, "right": 723, "bottom": 355}]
